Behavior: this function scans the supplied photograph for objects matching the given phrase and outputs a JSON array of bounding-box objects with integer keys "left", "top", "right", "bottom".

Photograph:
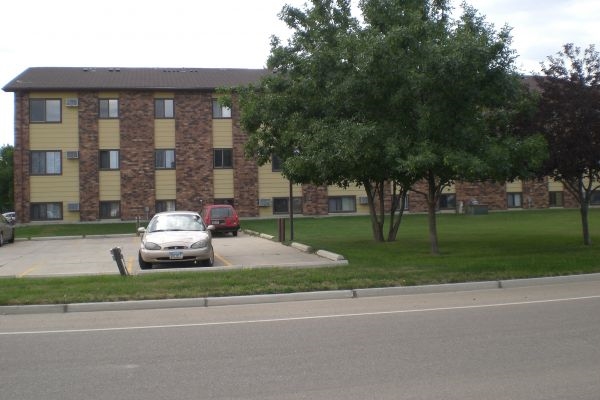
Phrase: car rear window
[{"left": 210, "top": 207, "right": 233, "bottom": 218}]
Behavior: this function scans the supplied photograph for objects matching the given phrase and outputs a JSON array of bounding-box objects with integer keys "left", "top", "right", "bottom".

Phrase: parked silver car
[
  {"left": 2, "top": 212, "right": 15, "bottom": 225},
  {"left": 138, "top": 211, "right": 215, "bottom": 269},
  {"left": 0, "top": 214, "right": 15, "bottom": 246}
]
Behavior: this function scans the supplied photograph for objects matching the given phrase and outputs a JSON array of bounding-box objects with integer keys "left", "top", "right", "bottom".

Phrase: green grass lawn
[{"left": 2, "top": 209, "right": 599, "bottom": 306}]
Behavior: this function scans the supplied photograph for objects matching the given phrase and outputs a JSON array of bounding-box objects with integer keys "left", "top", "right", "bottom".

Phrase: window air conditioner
[
  {"left": 65, "top": 98, "right": 79, "bottom": 107},
  {"left": 67, "top": 203, "right": 80, "bottom": 212},
  {"left": 66, "top": 151, "right": 80, "bottom": 159},
  {"left": 258, "top": 198, "right": 272, "bottom": 207}
]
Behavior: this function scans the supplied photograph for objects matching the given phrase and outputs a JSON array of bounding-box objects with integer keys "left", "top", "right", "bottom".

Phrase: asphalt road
[
  {"left": 2, "top": 280, "right": 600, "bottom": 400},
  {"left": 0, "top": 231, "right": 346, "bottom": 277}
]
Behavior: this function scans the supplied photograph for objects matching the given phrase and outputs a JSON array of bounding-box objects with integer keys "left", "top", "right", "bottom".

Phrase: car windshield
[{"left": 148, "top": 214, "right": 205, "bottom": 232}]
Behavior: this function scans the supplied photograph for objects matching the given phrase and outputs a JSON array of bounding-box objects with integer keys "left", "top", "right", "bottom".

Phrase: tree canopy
[
  {"left": 235, "top": 0, "right": 545, "bottom": 250},
  {"left": 535, "top": 43, "right": 600, "bottom": 245},
  {"left": 0, "top": 144, "right": 14, "bottom": 213}
]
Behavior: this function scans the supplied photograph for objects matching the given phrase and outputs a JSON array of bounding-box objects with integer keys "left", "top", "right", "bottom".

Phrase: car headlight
[
  {"left": 191, "top": 239, "right": 208, "bottom": 249},
  {"left": 144, "top": 242, "right": 161, "bottom": 250}
]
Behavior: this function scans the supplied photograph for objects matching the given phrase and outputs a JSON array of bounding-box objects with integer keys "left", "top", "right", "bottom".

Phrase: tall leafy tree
[
  {"left": 535, "top": 43, "right": 600, "bottom": 245},
  {"left": 238, "top": 0, "right": 418, "bottom": 242},
  {"left": 359, "top": 0, "right": 545, "bottom": 254},
  {"left": 0, "top": 144, "right": 14, "bottom": 212},
  {"left": 235, "top": 0, "right": 545, "bottom": 248}
]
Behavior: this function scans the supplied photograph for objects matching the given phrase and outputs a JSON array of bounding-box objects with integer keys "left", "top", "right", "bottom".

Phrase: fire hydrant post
[{"left": 110, "top": 247, "right": 128, "bottom": 276}]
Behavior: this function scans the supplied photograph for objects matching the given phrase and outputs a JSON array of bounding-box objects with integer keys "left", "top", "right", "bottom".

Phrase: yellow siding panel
[
  {"left": 214, "top": 169, "right": 234, "bottom": 198},
  {"left": 506, "top": 180, "right": 523, "bottom": 192},
  {"left": 30, "top": 174, "right": 79, "bottom": 202},
  {"left": 30, "top": 92, "right": 79, "bottom": 150},
  {"left": 154, "top": 92, "right": 175, "bottom": 98},
  {"left": 99, "top": 119, "right": 120, "bottom": 148},
  {"left": 213, "top": 119, "right": 233, "bottom": 148},
  {"left": 156, "top": 170, "right": 176, "bottom": 199},
  {"left": 548, "top": 178, "right": 563, "bottom": 191},
  {"left": 258, "top": 164, "right": 302, "bottom": 197},
  {"left": 155, "top": 119, "right": 175, "bottom": 148},
  {"left": 99, "top": 171, "right": 121, "bottom": 200}
]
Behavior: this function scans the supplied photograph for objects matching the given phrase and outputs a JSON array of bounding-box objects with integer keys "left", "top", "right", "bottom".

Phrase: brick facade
[
  {"left": 175, "top": 91, "right": 213, "bottom": 211},
  {"left": 302, "top": 184, "right": 329, "bottom": 215},
  {"left": 119, "top": 91, "right": 156, "bottom": 220},
  {"left": 231, "top": 95, "right": 259, "bottom": 216},
  {"left": 78, "top": 92, "right": 100, "bottom": 221},
  {"left": 13, "top": 93, "right": 30, "bottom": 223}
]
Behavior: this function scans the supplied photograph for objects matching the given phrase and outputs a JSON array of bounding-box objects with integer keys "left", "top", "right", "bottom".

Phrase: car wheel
[
  {"left": 0, "top": 232, "right": 4, "bottom": 247},
  {"left": 8, "top": 230, "right": 14, "bottom": 243},
  {"left": 138, "top": 252, "right": 152, "bottom": 270},
  {"left": 232, "top": 230, "right": 238, "bottom": 237},
  {"left": 202, "top": 248, "right": 214, "bottom": 267}
]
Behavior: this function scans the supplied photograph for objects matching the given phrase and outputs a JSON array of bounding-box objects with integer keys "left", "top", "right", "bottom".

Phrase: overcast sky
[{"left": 1, "top": 0, "right": 598, "bottom": 146}]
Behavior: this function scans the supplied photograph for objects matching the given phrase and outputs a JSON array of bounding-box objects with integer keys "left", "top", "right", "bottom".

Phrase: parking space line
[
  {"left": 215, "top": 253, "right": 231, "bottom": 267},
  {"left": 17, "top": 265, "right": 39, "bottom": 278}
]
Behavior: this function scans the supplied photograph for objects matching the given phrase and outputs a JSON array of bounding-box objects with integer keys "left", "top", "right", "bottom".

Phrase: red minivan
[{"left": 201, "top": 204, "right": 240, "bottom": 236}]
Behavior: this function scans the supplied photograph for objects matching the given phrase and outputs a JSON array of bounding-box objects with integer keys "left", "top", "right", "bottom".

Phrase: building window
[
  {"left": 273, "top": 197, "right": 303, "bottom": 214},
  {"left": 591, "top": 192, "right": 600, "bottom": 205},
  {"left": 214, "top": 198, "right": 234, "bottom": 205},
  {"left": 439, "top": 193, "right": 456, "bottom": 210},
  {"left": 155, "top": 99, "right": 174, "bottom": 119},
  {"left": 31, "top": 203, "right": 62, "bottom": 221},
  {"left": 99, "top": 150, "right": 119, "bottom": 170},
  {"left": 507, "top": 193, "right": 522, "bottom": 208},
  {"left": 214, "top": 148, "right": 233, "bottom": 169},
  {"left": 100, "top": 201, "right": 120, "bottom": 218},
  {"left": 328, "top": 196, "right": 356, "bottom": 213},
  {"left": 30, "top": 99, "right": 61, "bottom": 123},
  {"left": 212, "top": 99, "right": 231, "bottom": 119},
  {"left": 271, "top": 155, "right": 282, "bottom": 172},
  {"left": 30, "top": 151, "right": 61, "bottom": 175},
  {"left": 156, "top": 200, "right": 176, "bottom": 213},
  {"left": 99, "top": 99, "right": 119, "bottom": 119},
  {"left": 155, "top": 149, "right": 175, "bottom": 169},
  {"left": 549, "top": 191, "right": 563, "bottom": 207}
]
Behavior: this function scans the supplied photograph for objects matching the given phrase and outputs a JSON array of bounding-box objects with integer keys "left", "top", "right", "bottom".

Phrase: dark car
[
  {"left": 0, "top": 214, "right": 15, "bottom": 246},
  {"left": 202, "top": 204, "right": 240, "bottom": 236}
]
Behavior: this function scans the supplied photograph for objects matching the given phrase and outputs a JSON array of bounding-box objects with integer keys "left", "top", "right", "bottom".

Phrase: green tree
[
  {"left": 359, "top": 0, "right": 545, "bottom": 254},
  {"left": 238, "top": 0, "right": 418, "bottom": 242},
  {"left": 0, "top": 144, "right": 14, "bottom": 212},
  {"left": 535, "top": 43, "right": 600, "bottom": 245},
  {"left": 235, "top": 0, "right": 545, "bottom": 249}
]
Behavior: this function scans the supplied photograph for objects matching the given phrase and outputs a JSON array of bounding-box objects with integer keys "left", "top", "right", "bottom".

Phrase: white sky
[{"left": 1, "top": 0, "right": 598, "bottom": 146}]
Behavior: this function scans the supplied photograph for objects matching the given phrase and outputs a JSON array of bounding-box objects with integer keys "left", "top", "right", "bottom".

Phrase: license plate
[
  {"left": 169, "top": 251, "right": 183, "bottom": 260},
  {"left": 213, "top": 220, "right": 223, "bottom": 224}
]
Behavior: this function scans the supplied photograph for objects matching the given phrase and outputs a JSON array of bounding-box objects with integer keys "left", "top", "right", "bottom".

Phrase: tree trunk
[
  {"left": 387, "top": 184, "right": 407, "bottom": 242},
  {"left": 426, "top": 171, "right": 439, "bottom": 255},
  {"left": 365, "top": 181, "right": 385, "bottom": 242},
  {"left": 580, "top": 201, "right": 591, "bottom": 245}
]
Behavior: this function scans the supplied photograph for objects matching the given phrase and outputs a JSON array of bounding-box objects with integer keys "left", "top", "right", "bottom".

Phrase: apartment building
[{"left": 2, "top": 67, "right": 576, "bottom": 223}]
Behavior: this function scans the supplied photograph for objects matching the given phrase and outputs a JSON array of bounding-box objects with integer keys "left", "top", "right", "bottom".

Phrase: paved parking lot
[{"left": 0, "top": 232, "right": 347, "bottom": 278}]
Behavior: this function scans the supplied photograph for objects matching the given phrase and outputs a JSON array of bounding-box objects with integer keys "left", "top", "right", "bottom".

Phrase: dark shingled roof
[{"left": 3, "top": 67, "right": 270, "bottom": 92}]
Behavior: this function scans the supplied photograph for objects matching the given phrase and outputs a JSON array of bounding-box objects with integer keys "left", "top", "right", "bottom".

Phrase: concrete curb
[{"left": 3, "top": 273, "right": 600, "bottom": 315}]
